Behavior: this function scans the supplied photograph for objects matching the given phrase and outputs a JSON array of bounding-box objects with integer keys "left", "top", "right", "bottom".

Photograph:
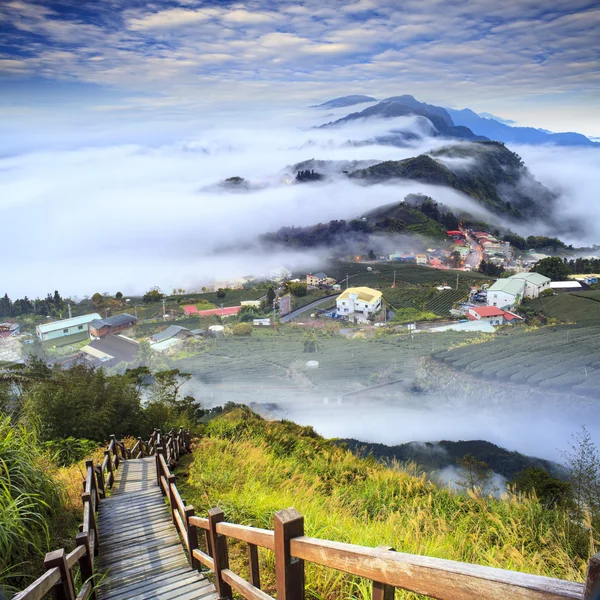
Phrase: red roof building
[
  {"left": 183, "top": 305, "right": 241, "bottom": 317},
  {"left": 467, "top": 306, "right": 523, "bottom": 325}
]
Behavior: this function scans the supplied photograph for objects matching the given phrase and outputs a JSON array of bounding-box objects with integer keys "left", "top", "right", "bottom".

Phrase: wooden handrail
[
  {"left": 216, "top": 522, "right": 275, "bottom": 551},
  {"left": 12, "top": 567, "right": 61, "bottom": 600}
]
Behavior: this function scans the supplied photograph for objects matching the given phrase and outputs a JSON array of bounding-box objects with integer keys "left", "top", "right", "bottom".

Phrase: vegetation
[
  {"left": 143, "top": 287, "right": 165, "bottom": 303},
  {"left": 233, "top": 323, "right": 253, "bottom": 336},
  {"left": 392, "top": 308, "right": 438, "bottom": 323},
  {"left": 177, "top": 408, "right": 592, "bottom": 599},
  {"left": 531, "top": 256, "right": 573, "bottom": 280},
  {"left": 0, "top": 290, "right": 69, "bottom": 319}
]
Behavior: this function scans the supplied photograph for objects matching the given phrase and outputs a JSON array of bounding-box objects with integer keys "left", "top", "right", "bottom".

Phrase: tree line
[{"left": 0, "top": 290, "right": 67, "bottom": 319}]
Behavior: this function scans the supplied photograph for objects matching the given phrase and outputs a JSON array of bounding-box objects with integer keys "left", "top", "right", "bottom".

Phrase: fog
[{"left": 1, "top": 106, "right": 599, "bottom": 298}]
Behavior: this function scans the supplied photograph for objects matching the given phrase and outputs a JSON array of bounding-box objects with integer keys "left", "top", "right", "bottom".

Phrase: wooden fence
[
  {"left": 11, "top": 428, "right": 190, "bottom": 600},
  {"left": 12, "top": 428, "right": 600, "bottom": 600}
]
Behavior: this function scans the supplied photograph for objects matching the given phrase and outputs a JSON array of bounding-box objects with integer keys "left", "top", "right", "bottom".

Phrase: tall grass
[
  {"left": 0, "top": 416, "right": 90, "bottom": 595},
  {"left": 177, "top": 408, "right": 590, "bottom": 600}
]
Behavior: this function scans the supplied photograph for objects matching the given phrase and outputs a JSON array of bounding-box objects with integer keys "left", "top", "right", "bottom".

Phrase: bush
[{"left": 233, "top": 323, "right": 253, "bottom": 336}]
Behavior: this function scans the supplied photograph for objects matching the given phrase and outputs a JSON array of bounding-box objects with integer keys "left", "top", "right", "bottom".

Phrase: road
[
  {"left": 280, "top": 294, "right": 339, "bottom": 322},
  {"left": 462, "top": 229, "right": 484, "bottom": 270}
]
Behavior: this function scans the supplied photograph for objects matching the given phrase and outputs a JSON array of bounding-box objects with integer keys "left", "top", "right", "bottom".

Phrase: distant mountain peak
[{"left": 311, "top": 95, "right": 377, "bottom": 109}]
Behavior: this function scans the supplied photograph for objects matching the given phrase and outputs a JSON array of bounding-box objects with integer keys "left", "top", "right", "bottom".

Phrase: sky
[{"left": 1, "top": 0, "right": 600, "bottom": 135}]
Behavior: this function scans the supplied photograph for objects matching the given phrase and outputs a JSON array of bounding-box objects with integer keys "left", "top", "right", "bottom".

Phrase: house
[
  {"left": 507, "top": 272, "right": 551, "bottom": 298},
  {"left": 149, "top": 325, "right": 193, "bottom": 344},
  {"left": 467, "top": 306, "right": 523, "bottom": 326},
  {"left": 416, "top": 254, "right": 428, "bottom": 265},
  {"left": 0, "top": 323, "right": 20, "bottom": 338},
  {"left": 550, "top": 281, "right": 583, "bottom": 292},
  {"left": 81, "top": 334, "right": 139, "bottom": 366},
  {"left": 88, "top": 314, "right": 137, "bottom": 338},
  {"left": 486, "top": 279, "right": 526, "bottom": 309},
  {"left": 240, "top": 300, "right": 262, "bottom": 308},
  {"left": 36, "top": 313, "right": 101, "bottom": 345},
  {"left": 306, "top": 272, "right": 329, "bottom": 286},
  {"left": 336, "top": 287, "right": 382, "bottom": 320}
]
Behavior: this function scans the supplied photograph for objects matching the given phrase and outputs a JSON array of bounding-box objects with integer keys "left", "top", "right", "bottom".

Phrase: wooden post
[
  {"left": 110, "top": 435, "right": 119, "bottom": 469},
  {"left": 95, "top": 464, "right": 105, "bottom": 499},
  {"left": 274, "top": 508, "right": 304, "bottom": 600},
  {"left": 138, "top": 437, "right": 144, "bottom": 458},
  {"left": 82, "top": 492, "right": 98, "bottom": 547},
  {"left": 584, "top": 553, "right": 600, "bottom": 600},
  {"left": 156, "top": 446, "right": 164, "bottom": 491},
  {"left": 86, "top": 460, "right": 99, "bottom": 507},
  {"left": 248, "top": 543, "right": 261, "bottom": 589},
  {"left": 75, "top": 532, "right": 96, "bottom": 600},
  {"left": 185, "top": 506, "right": 200, "bottom": 570},
  {"left": 44, "top": 548, "right": 76, "bottom": 600},
  {"left": 372, "top": 546, "right": 395, "bottom": 600},
  {"left": 168, "top": 474, "right": 177, "bottom": 524},
  {"left": 208, "top": 507, "right": 232, "bottom": 599},
  {"left": 104, "top": 450, "right": 114, "bottom": 488}
]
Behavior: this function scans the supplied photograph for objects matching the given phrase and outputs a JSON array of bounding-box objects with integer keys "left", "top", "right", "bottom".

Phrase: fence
[{"left": 12, "top": 428, "right": 600, "bottom": 600}]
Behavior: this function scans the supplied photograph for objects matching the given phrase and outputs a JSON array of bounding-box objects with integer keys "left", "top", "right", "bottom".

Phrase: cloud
[{"left": 127, "top": 8, "right": 220, "bottom": 30}]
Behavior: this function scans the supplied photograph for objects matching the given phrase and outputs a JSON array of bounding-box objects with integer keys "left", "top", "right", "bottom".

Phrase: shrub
[{"left": 233, "top": 323, "right": 253, "bottom": 336}]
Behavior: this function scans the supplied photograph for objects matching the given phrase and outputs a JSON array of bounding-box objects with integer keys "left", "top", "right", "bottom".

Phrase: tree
[
  {"left": 216, "top": 288, "right": 226, "bottom": 299},
  {"left": 510, "top": 467, "right": 571, "bottom": 508},
  {"left": 561, "top": 426, "right": 600, "bottom": 522},
  {"left": 531, "top": 257, "right": 572, "bottom": 281},
  {"left": 287, "top": 282, "right": 307, "bottom": 297},
  {"left": 266, "top": 287, "right": 276, "bottom": 307},
  {"left": 456, "top": 454, "right": 494, "bottom": 495},
  {"left": 368, "top": 249, "right": 376, "bottom": 260},
  {"left": 150, "top": 369, "right": 191, "bottom": 406},
  {"left": 302, "top": 329, "right": 320, "bottom": 353},
  {"left": 449, "top": 250, "right": 462, "bottom": 268},
  {"left": 115, "top": 291, "right": 123, "bottom": 300},
  {"left": 92, "top": 292, "right": 103, "bottom": 305},
  {"left": 143, "top": 288, "right": 164, "bottom": 303}
]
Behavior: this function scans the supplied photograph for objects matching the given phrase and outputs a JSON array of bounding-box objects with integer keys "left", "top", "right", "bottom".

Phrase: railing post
[
  {"left": 372, "top": 546, "right": 395, "bottom": 600},
  {"left": 110, "top": 435, "right": 119, "bottom": 469},
  {"left": 168, "top": 474, "right": 177, "bottom": 524},
  {"left": 104, "top": 449, "right": 114, "bottom": 488},
  {"left": 44, "top": 548, "right": 76, "bottom": 600},
  {"left": 138, "top": 437, "right": 144, "bottom": 457},
  {"left": 248, "top": 543, "right": 261, "bottom": 589},
  {"left": 208, "top": 507, "right": 232, "bottom": 599},
  {"left": 95, "top": 464, "right": 105, "bottom": 499},
  {"left": 584, "top": 553, "right": 600, "bottom": 600},
  {"left": 185, "top": 505, "right": 200, "bottom": 570},
  {"left": 86, "top": 460, "right": 99, "bottom": 507},
  {"left": 156, "top": 446, "right": 164, "bottom": 492},
  {"left": 82, "top": 492, "right": 98, "bottom": 551},
  {"left": 75, "top": 532, "right": 96, "bottom": 600},
  {"left": 274, "top": 508, "right": 304, "bottom": 600}
]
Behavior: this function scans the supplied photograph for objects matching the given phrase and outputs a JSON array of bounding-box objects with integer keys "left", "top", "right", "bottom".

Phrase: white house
[
  {"left": 486, "top": 279, "right": 526, "bottom": 309},
  {"left": 507, "top": 272, "right": 551, "bottom": 298},
  {"left": 336, "top": 287, "right": 382, "bottom": 321},
  {"left": 36, "top": 313, "right": 101, "bottom": 345}
]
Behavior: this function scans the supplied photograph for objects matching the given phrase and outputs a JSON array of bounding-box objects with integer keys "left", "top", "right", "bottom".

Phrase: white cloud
[{"left": 127, "top": 7, "right": 220, "bottom": 30}]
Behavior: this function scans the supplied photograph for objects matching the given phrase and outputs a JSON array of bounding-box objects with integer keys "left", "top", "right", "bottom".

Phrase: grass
[
  {"left": 526, "top": 291, "right": 600, "bottom": 326},
  {"left": 0, "top": 417, "right": 102, "bottom": 595},
  {"left": 177, "top": 408, "right": 590, "bottom": 599}
]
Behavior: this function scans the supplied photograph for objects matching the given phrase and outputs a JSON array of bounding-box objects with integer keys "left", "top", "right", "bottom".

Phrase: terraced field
[
  {"left": 434, "top": 323, "right": 600, "bottom": 396},
  {"left": 174, "top": 327, "right": 477, "bottom": 396},
  {"left": 383, "top": 288, "right": 468, "bottom": 316},
  {"left": 526, "top": 291, "right": 600, "bottom": 326}
]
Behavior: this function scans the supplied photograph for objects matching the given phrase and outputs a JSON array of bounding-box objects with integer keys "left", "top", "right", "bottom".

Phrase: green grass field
[{"left": 527, "top": 291, "right": 600, "bottom": 326}]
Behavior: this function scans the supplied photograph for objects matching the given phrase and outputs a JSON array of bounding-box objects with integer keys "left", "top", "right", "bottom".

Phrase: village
[{"left": 1, "top": 227, "right": 598, "bottom": 373}]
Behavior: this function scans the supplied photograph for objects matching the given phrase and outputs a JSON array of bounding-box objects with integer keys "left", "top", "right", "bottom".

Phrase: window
[
  {"left": 63, "top": 328, "right": 69, "bottom": 333},
  {"left": 78, "top": 325, "right": 83, "bottom": 330}
]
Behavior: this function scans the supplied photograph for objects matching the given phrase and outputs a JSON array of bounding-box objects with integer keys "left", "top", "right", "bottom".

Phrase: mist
[{"left": 1, "top": 107, "right": 599, "bottom": 298}]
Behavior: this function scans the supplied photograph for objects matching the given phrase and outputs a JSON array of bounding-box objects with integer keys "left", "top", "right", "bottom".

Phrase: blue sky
[{"left": 1, "top": 0, "right": 599, "bottom": 134}]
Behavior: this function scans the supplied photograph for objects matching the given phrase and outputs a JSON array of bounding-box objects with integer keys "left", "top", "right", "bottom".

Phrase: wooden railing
[
  {"left": 155, "top": 450, "right": 600, "bottom": 600},
  {"left": 12, "top": 427, "right": 190, "bottom": 600}
]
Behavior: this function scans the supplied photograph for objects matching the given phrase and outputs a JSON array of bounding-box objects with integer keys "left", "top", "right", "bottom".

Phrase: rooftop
[
  {"left": 151, "top": 325, "right": 191, "bottom": 343},
  {"left": 311, "top": 272, "right": 328, "bottom": 279},
  {"left": 488, "top": 278, "right": 526, "bottom": 296},
  {"left": 89, "top": 313, "right": 137, "bottom": 329},
  {"left": 37, "top": 313, "right": 101, "bottom": 334},
  {"left": 509, "top": 272, "right": 551, "bottom": 285},
  {"left": 470, "top": 306, "right": 506, "bottom": 317},
  {"left": 338, "top": 286, "right": 382, "bottom": 304}
]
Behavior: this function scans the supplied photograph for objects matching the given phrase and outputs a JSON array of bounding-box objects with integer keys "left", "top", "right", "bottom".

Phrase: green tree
[
  {"left": 91, "top": 292, "right": 103, "bottom": 305},
  {"left": 531, "top": 257, "right": 572, "bottom": 281},
  {"left": 266, "top": 287, "right": 276, "bottom": 307},
  {"left": 143, "top": 288, "right": 164, "bottom": 303},
  {"left": 115, "top": 291, "right": 123, "bottom": 299},
  {"left": 287, "top": 282, "right": 307, "bottom": 297},
  {"left": 456, "top": 454, "right": 494, "bottom": 495},
  {"left": 302, "top": 329, "right": 320, "bottom": 353},
  {"left": 510, "top": 467, "right": 571, "bottom": 508}
]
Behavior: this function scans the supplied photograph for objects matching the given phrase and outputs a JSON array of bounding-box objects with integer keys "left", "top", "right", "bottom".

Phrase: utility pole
[
  {"left": 162, "top": 298, "right": 166, "bottom": 318},
  {"left": 393, "top": 270, "right": 396, "bottom": 288},
  {"left": 456, "top": 273, "right": 459, "bottom": 290},
  {"left": 67, "top": 303, "right": 72, "bottom": 319},
  {"left": 346, "top": 273, "right": 349, "bottom": 289}
]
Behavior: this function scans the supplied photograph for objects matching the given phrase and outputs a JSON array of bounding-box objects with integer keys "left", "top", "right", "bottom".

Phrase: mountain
[
  {"left": 311, "top": 95, "right": 377, "bottom": 109},
  {"left": 478, "top": 112, "right": 516, "bottom": 126},
  {"left": 349, "top": 141, "right": 555, "bottom": 219},
  {"left": 447, "top": 108, "right": 599, "bottom": 147},
  {"left": 339, "top": 439, "right": 564, "bottom": 481},
  {"left": 322, "top": 95, "right": 487, "bottom": 142}
]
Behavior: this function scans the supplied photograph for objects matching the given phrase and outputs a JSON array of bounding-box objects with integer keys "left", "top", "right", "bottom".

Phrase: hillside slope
[{"left": 176, "top": 408, "right": 587, "bottom": 598}]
